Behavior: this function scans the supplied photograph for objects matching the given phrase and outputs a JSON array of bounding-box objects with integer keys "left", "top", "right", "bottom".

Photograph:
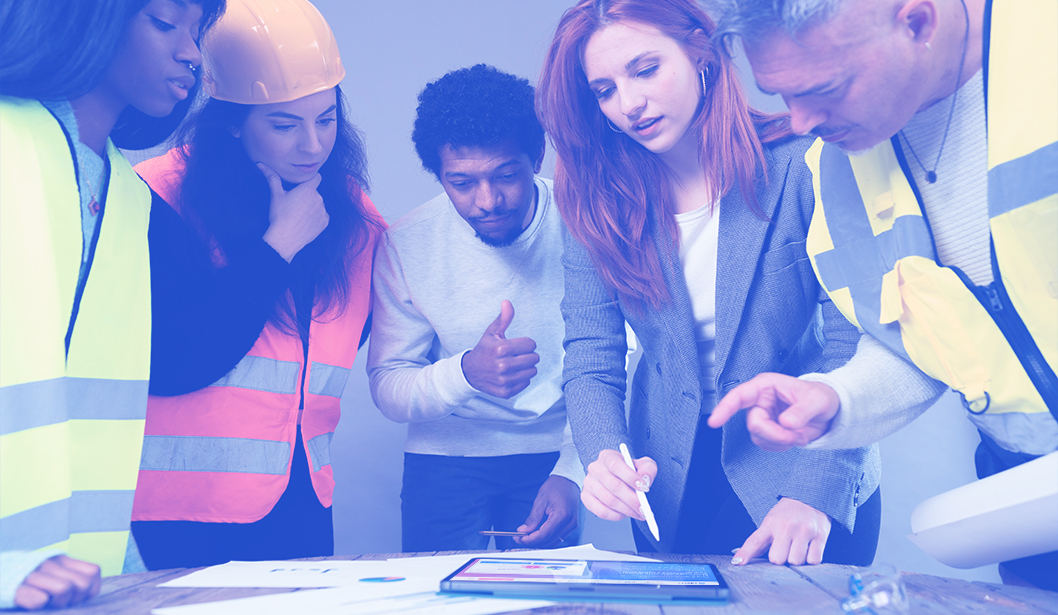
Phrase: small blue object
[
  {"left": 841, "top": 564, "right": 909, "bottom": 614},
  {"left": 359, "top": 577, "right": 406, "bottom": 583}
]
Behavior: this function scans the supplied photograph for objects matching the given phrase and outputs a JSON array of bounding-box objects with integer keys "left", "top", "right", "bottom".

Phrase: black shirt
[{"left": 146, "top": 190, "right": 293, "bottom": 395}]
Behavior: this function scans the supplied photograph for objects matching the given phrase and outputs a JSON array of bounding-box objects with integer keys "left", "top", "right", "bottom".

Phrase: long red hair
[{"left": 536, "top": 0, "right": 790, "bottom": 308}]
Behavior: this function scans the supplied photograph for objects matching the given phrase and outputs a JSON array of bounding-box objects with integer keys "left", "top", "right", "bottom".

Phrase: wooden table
[{"left": 62, "top": 552, "right": 1058, "bottom": 614}]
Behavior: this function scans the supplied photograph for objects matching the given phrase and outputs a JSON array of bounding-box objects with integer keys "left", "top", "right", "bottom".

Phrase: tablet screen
[
  {"left": 441, "top": 558, "right": 729, "bottom": 602},
  {"left": 453, "top": 558, "right": 720, "bottom": 585}
]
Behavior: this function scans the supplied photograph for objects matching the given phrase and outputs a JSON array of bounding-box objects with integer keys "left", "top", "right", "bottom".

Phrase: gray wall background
[{"left": 158, "top": 0, "right": 1006, "bottom": 584}]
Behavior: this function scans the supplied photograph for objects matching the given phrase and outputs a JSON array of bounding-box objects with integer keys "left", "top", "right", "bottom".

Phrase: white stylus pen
[{"left": 619, "top": 443, "right": 660, "bottom": 542}]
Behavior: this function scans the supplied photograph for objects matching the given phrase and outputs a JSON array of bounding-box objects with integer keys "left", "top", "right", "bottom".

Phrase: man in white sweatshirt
[{"left": 367, "top": 64, "right": 582, "bottom": 552}]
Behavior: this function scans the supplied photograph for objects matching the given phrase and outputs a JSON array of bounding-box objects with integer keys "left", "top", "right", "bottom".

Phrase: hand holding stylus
[
  {"left": 580, "top": 445, "right": 660, "bottom": 541},
  {"left": 619, "top": 443, "right": 660, "bottom": 541}
]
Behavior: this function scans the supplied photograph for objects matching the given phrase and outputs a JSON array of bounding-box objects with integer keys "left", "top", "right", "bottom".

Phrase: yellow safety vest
[
  {"left": 804, "top": 1, "right": 1057, "bottom": 457},
  {"left": 0, "top": 98, "right": 151, "bottom": 576}
]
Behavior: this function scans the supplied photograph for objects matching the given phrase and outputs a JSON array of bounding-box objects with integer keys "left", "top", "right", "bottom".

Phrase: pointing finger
[
  {"left": 708, "top": 382, "right": 762, "bottom": 428},
  {"left": 745, "top": 407, "right": 803, "bottom": 451}
]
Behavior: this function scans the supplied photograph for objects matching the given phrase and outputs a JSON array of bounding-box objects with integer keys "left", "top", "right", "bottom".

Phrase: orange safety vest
[{"left": 130, "top": 148, "right": 381, "bottom": 523}]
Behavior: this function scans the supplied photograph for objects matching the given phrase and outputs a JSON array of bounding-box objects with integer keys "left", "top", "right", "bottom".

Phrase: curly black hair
[{"left": 412, "top": 64, "right": 546, "bottom": 178}]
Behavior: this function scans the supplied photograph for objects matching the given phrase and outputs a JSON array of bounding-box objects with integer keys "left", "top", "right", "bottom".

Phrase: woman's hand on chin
[{"left": 259, "top": 162, "right": 330, "bottom": 262}]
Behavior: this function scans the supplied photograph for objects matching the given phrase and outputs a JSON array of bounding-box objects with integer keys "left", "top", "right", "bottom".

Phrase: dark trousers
[
  {"left": 400, "top": 451, "right": 579, "bottom": 552},
  {"left": 1000, "top": 552, "right": 1058, "bottom": 592},
  {"left": 634, "top": 421, "right": 881, "bottom": 566},
  {"left": 132, "top": 427, "right": 333, "bottom": 570},
  {"left": 977, "top": 434, "right": 1058, "bottom": 591}
]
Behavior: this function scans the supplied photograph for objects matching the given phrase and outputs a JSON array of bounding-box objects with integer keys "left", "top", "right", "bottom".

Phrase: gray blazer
[{"left": 561, "top": 136, "right": 881, "bottom": 552}]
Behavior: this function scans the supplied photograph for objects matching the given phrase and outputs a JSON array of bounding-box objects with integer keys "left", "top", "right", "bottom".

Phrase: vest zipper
[
  {"left": 954, "top": 260, "right": 1058, "bottom": 419},
  {"left": 295, "top": 284, "right": 315, "bottom": 425},
  {"left": 297, "top": 339, "right": 308, "bottom": 425},
  {"left": 983, "top": 286, "right": 1003, "bottom": 312},
  {"left": 893, "top": 134, "right": 1058, "bottom": 420}
]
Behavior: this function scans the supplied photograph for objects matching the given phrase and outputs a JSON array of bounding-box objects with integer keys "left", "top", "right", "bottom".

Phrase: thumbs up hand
[
  {"left": 258, "top": 162, "right": 330, "bottom": 262},
  {"left": 461, "top": 300, "right": 540, "bottom": 398}
]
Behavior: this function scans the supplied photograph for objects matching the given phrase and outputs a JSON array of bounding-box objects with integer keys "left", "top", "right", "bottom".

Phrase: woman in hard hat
[
  {"left": 129, "top": 0, "right": 384, "bottom": 569},
  {"left": 0, "top": 0, "right": 224, "bottom": 608}
]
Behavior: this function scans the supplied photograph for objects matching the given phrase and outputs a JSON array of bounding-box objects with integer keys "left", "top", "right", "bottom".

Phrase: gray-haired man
[{"left": 706, "top": 0, "right": 1057, "bottom": 589}]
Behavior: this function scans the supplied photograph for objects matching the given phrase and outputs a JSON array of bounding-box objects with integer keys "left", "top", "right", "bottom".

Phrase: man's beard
[{"left": 475, "top": 225, "right": 526, "bottom": 247}]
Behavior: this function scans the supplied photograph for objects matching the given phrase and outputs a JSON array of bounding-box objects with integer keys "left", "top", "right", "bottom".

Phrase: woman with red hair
[{"left": 537, "top": 0, "right": 881, "bottom": 565}]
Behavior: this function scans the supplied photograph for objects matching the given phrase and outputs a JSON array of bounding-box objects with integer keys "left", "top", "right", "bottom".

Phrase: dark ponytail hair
[{"left": 174, "top": 85, "right": 381, "bottom": 336}]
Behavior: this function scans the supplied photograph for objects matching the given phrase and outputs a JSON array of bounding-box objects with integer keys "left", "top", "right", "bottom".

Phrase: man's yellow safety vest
[
  {"left": 0, "top": 97, "right": 152, "bottom": 576},
  {"left": 804, "top": 1, "right": 1057, "bottom": 458}
]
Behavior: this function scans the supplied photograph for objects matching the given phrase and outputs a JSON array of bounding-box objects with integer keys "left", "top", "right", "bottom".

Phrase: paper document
[
  {"left": 160, "top": 560, "right": 385, "bottom": 588},
  {"left": 152, "top": 588, "right": 550, "bottom": 615},
  {"left": 160, "top": 543, "right": 658, "bottom": 589},
  {"left": 376, "top": 543, "right": 658, "bottom": 585},
  {"left": 908, "top": 451, "right": 1058, "bottom": 568},
  {"left": 151, "top": 544, "right": 653, "bottom": 614}
]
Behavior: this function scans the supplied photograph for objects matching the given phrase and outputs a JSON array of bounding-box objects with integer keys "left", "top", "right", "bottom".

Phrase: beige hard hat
[{"left": 201, "top": 0, "right": 345, "bottom": 104}]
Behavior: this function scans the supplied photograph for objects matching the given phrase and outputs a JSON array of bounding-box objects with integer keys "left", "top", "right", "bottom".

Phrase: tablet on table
[{"left": 440, "top": 557, "right": 730, "bottom": 604}]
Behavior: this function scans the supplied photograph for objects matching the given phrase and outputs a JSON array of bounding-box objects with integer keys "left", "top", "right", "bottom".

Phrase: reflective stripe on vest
[
  {"left": 0, "top": 491, "right": 135, "bottom": 552},
  {"left": 804, "top": 2, "right": 1058, "bottom": 456},
  {"left": 207, "top": 356, "right": 349, "bottom": 398},
  {"left": 133, "top": 331, "right": 356, "bottom": 521},
  {"left": 137, "top": 356, "right": 347, "bottom": 476},
  {"left": 306, "top": 431, "right": 334, "bottom": 472},
  {"left": 0, "top": 98, "right": 151, "bottom": 575},
  {"left": 307, "top": 362, "right": 350, "bottom": 398},
  {"left": 989, "top": 142, "right": 1058, "bottom": 218},
  {"left": 1, "top": 377, "right": 150, "bottom": 435},
  {"left": 139, "top": 435, "right": 291, "bottom": 474},
  {"left": 985, "top": 1, "right": 1058, "bottom": 385},
  {"left": 211, "top": 355, "right": 300, "bottom": 394},
  {"left": 133, "top": 148, "right": 380, "bottom": 523}
]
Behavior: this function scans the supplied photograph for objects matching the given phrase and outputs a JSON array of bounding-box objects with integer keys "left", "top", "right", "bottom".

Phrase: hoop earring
[
  {"left": 700, "top": 66, "right": 710, "bottom": 93},
  {"left": 606, "top": 118, "right": 624, "bottom": 133}
]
